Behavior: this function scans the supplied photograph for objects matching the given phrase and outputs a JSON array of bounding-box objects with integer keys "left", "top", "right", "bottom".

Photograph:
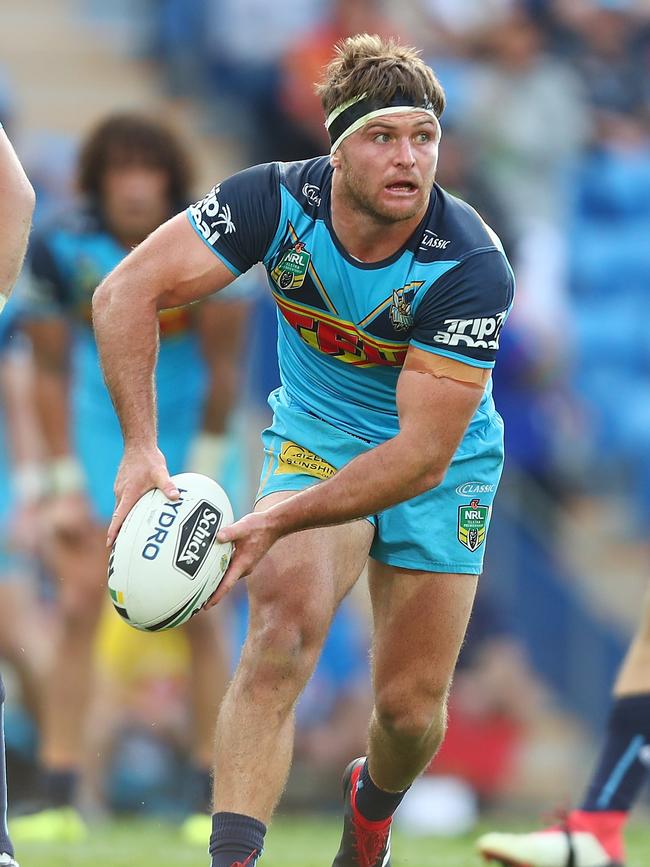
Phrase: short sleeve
[
  {"left": 22, "top": 233, "right": 71, "bottom": 318},
  {"left": 410, "top": 248, "right": 515, "bottom": 368},
  {"left": 186, "top": 162, "right": 281, "bottom": 277}
]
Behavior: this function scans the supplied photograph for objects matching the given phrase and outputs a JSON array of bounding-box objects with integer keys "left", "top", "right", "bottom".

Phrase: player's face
[
  {"left": 333, "top": 112, "right": 439, "bottom": 224},
  {"left": 100, "top": 161, "right": 171, "bottom": 243}
]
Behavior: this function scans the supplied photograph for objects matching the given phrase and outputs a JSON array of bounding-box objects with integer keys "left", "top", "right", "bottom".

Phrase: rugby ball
[{"left": 107, "top": 472, "right": 233, "bottom": 631}]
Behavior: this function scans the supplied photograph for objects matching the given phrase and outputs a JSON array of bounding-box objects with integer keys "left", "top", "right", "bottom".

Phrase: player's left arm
[{"left": 0, "top": 127, "right": 35, "bottom": 307}]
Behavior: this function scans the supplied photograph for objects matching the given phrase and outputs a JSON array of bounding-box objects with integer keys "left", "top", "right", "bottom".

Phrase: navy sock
[
  {"left": 43, "top": 768, "right": 78, "bottom": 808},
  {"left": 189, "top": 765, "right": 212, "bottom": 814},
  {"left": 354, "top": 760, "right": 409, "bottom": 823},
  {"left": 209, "top": 811, "right": 266, "bottom": 866},
  {"left": 0, "top": 676, "right": 15, "bottom": 857},
  {"left": 581, "top": 693, "right": 650, "bottom": 813}
]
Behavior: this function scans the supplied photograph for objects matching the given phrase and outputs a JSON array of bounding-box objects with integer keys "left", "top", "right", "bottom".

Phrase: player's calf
[{"left": 370, "top": 681, "right": 449, "bottom": 791}]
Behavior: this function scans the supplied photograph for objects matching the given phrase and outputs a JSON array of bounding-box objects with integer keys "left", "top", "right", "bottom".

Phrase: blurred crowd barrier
[{"left": 1, "top": 0, "right": 649, "bottom": 833}]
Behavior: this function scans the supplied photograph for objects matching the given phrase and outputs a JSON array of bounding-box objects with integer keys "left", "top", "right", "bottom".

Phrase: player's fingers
[
  {"left": 107, "top": 498, "right": 130, "bottom": 547},
  {"left": 204, "top": 553, "right": 246, "bottom": 609}
]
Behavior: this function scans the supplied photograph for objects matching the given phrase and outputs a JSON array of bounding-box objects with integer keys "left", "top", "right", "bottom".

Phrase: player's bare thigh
[
  {"left": 368, "top": 558, "right": 478, "bottom": 702},
  {"left": 245, "top": 491, "right": 374, "bottom": 639}
]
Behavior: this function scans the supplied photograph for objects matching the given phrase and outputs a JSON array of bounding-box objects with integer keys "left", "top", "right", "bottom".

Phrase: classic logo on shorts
[
  {"left": 455, "top": 482, "right": 496, "bottom": 497},
  {"left": 271, "top": 241, "right": 311, "bottom": 290},
  {"left": 276, "top": 441, "right": 336, "bottom": 480},
  {"left": 174, "top": 501, "right": 222, "bottom": 578},
  {"left": 457, "top": 498, "right": 489, "bottom": 552}
]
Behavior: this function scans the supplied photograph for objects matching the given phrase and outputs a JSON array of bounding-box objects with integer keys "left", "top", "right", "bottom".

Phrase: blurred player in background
[
  {"left": 9, "top": 113, "right": 253, "bottom": 845},
  {"left": 0, "top": 120, "right": 36, "bottom": 867},
  {"left": 94, "top": 35, "right": 514, "bottom": 867},
  {"left": 478, "top": 609, "right": 650, "bottom": 867}
]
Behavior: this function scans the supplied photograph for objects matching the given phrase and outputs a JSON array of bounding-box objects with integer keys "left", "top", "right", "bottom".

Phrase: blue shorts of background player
[{"left": 257, "top": 387, "right": 505, "bottom": 574}]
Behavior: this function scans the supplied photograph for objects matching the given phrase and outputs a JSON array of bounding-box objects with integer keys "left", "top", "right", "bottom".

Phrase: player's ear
[{"left": 330, "top": 149, "right": 341, "bottom": 169}]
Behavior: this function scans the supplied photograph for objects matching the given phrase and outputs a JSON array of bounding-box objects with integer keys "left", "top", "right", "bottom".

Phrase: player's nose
[{"left": 394, "top": 137, "right": 416, "bottom": 168}]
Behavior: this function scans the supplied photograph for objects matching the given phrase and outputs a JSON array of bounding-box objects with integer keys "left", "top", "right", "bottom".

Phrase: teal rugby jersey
[
  {"left": 187, "top": 157, "right": 515, "bottom": 443},
  {"left": 23, "top": 208, "right": 201, "bottom": 415}
]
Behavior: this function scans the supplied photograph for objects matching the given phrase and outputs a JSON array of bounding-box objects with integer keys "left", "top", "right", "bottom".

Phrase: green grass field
[{"left": 14, "top": 816, "right": 650, "bottom": 867}]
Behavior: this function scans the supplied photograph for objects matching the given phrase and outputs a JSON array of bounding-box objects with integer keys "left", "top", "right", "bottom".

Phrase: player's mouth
[{"left": 384, "top": 181, "right": 419, "bottom": 196}]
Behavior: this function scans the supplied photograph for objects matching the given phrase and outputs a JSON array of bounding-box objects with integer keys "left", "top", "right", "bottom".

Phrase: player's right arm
[
  {"left": 0, "top": 126, "right": 35, "bottom": 306},
  {"left": 23, "top": 236, "right": 90, "bottom": 539},
  {"left": 94, "top": 215, "right": 238, "bottom": 541},
  {"left": 94, "top": 163, "right": 281, "bottom": 544}
]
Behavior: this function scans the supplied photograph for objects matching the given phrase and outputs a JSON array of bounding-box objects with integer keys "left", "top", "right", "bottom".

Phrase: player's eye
[
  {"left": 415, "top": 132, "right": 431, "bottom": 143},
  {"left": 373, "top": 133, "right": 391, "bottom": 144}
]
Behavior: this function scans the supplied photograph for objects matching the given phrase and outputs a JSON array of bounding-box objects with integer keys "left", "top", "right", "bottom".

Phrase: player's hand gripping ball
[{"left": 107, "top": 472, "right": 233, "bottom": 630}]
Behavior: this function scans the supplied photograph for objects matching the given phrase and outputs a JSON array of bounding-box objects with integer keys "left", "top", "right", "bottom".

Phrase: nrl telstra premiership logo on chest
[{"left": 272, "top": 241, "right": 312, "bottom": 290}]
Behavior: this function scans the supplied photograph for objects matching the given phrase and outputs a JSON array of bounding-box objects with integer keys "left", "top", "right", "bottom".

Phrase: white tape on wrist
[
  {"left": 48, "top": 456, "right": 86, "bottom": 496},
  {"left": 186, "top": 432, "right": 228, "bottom": 478},
  {"left": 12, "top": 462, "right": 46, "bottom": 504}
]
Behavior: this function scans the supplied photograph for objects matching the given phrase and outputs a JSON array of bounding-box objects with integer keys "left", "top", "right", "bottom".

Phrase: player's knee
[
  {"left": 242, "top": 605, "right": 329, "bottom": 691},
  {"left": 375, "top": 680, "right": 449, "bottom": 745}
]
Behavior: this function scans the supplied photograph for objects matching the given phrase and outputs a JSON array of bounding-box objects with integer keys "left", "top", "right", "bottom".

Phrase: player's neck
[{"left": 330, "top": 187, "right": 427, "bottom": 263}]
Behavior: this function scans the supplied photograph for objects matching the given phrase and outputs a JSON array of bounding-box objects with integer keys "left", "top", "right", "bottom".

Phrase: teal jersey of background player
[
  {"left": 21, "top": 207, "right": 250, "bottom": 521},
  {"left": 187, "top": 156, "right": 515, "bottom": 446},
  {"left": 24, "top": 206, "right": 205, "bottom": 418}
]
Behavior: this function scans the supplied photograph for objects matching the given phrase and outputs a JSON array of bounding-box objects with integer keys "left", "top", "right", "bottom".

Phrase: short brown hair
[
  {"left": 77, "top": 113, "right": 194, "bottom": 206},
  {"left": 316, "top": 34, "right": 445, "bottom": 120}
]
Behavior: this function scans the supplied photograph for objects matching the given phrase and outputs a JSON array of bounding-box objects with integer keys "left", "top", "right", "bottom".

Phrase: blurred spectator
[
  {"left": 277, "top": 0, "right": 404, "bottom": 160},
  {"left": 201, "top": 0, "right": 326, "bottom": 161},
  {"left": 551, "top": 0, "right": 650, "bottom": 128}
]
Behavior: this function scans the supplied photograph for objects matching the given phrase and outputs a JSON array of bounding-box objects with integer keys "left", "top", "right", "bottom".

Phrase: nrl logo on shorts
[
  {"left": 271, "top": 241, "right": 311, "bottom": 290},
  {"left": 458, "top": 498, "right": 489, "bottom": 552}
]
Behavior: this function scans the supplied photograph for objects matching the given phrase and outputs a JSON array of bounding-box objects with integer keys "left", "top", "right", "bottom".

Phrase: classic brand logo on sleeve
[
  {"left": 419, "top": 229, "right": 451, "bottom": 250},
  {"left": 302, "top": 183, "right": 321, "bottom": 207},
  {"left": 434, "top": 311, "right": 507, "bottom": 350},
  {"left": 174, "top": 501, "right": 223, "bottom": 578},
  {"left": 275, "top": 441, "right": 336, "bottom": 481},
  {"left": 189, "top": 184, "right": 236, "bottom": 246}
]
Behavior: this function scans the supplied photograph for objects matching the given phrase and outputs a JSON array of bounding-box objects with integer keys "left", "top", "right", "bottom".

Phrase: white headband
[{"left": 326, "top": 93, "right": 441, "bottom": 154}]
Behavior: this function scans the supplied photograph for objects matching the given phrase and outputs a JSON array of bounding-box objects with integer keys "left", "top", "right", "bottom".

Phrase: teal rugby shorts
[{"left": 256, "top": 388, "right": 505, "bottom": 574}]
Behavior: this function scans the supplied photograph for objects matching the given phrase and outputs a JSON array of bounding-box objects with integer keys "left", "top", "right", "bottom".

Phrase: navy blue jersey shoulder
[
  {"left": 410, "top": 188, "right": 515, "bottom": 367},
  {"left": 278, "top": 156, "right": 331, "bottom": 220},
  {"left": 414, "top": 185, "right": 501, "bottom": 263},
  {"left": 188, "top": 162, "right": 282, "bottom": 274},
  {"left": 27, "top": 207, "right": 99, "bottom": 308}
]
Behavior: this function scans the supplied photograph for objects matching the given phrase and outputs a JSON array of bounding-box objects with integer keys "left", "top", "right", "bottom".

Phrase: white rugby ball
[{"left": 107, "top": 472, "right": 233, "bottom": 631}]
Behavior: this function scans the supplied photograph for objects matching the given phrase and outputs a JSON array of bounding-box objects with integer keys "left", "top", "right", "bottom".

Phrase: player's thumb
[
  {"left": 158, "top": 474, "right": 180, "bottom": 500},
  {"left": 217, "top": 523, "right": 237, "bottom": 543}
]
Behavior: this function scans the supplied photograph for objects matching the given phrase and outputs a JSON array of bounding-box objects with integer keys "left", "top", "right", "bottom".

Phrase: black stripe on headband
[{"left": 327, "top": 90, "right": 435, "bottom": 147}]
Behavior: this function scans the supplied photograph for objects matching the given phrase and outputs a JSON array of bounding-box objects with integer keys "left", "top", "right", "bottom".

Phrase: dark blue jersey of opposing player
[{"left": 187, "top": 157, "right": 514, "bottom": 443}]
